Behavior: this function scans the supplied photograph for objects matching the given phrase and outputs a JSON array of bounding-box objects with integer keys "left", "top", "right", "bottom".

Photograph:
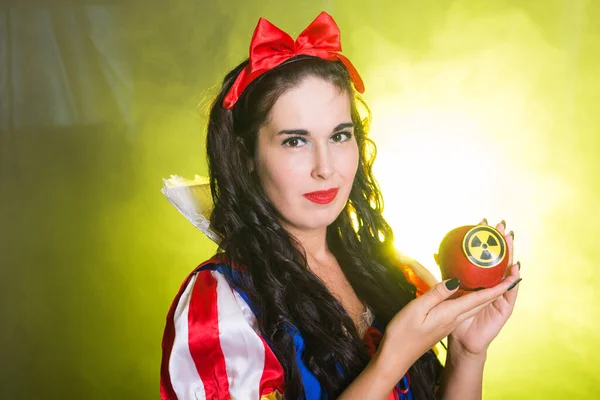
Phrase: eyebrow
[{"left": 277, "top": 122, "right": 354, "bottom": 136}]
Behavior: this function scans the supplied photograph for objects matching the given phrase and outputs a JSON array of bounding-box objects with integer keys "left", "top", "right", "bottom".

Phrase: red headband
[{"left": 222, "top": 11, "right": 365, "bottom": 109}]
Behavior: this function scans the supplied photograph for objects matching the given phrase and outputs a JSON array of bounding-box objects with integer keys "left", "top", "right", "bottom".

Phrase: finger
[
  {"left": 503, "top": 264, "right": 521, "bottom": 305},
  {"left": 479, "top": 218, "right": 488, "bottom": 226},
  {"left": 503, "top": 258, "right": 518, "bottom": 279},
  {"left": 505, "top": 231, "right": 514, "bottom": 269},
  {"left": 496, "top": 219, "right": 506, "bottom": 235},
  {"left": 445, "top": 275, "right": 521, "bottom": 316},
  {"left": 504, "top": 231, "right": 514, "bottom": 276},
  {"left": 414, "top": 278, "right": 461, "bottom": 313},
  {"left": 502, "top": 263, "right": 520, "bottom": 281}
]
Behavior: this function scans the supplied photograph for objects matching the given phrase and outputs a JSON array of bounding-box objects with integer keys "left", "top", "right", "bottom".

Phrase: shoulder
[
  {"left": 160, "top": 254, "right": 284, "bottom": 400},
  {"left": 163, "top": 254, "right": 240, "bottom": 328},
  {"left": 164, "top": 254, "right": 245, "bottom": 319}
]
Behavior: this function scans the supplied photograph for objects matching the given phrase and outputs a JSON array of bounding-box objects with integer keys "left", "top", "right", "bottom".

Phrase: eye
[
  {"left": 282, "top": 136, "right": 307, "bottom": 148},
  {"left": 331, "top": 131, "right": 353, "bottom": 143}
]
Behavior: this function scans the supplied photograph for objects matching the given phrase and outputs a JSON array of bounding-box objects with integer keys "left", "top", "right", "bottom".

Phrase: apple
[{"left": 436, "top": 225, "right": 510, "bottom": 291}]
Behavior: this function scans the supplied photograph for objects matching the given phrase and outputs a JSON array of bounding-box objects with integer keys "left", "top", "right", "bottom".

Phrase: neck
[{"left": 284, "top": 224, "right": 332, "bottom": 265}]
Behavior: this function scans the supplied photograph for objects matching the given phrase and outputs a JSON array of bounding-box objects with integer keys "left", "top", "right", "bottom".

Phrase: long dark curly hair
[{"left": 205, "top": 57, "right": 442, "bottom": 399}]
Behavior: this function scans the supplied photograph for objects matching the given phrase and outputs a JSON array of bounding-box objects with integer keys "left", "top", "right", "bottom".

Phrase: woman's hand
[
  {"left": 375, "top": 270, "right": 521, "bottom": 382},
  {"left": 339, "top": 275, "right": 519, "bottom": 400},
  {"left": 446, "top": 219, "right": 521, "bottom": 357}
]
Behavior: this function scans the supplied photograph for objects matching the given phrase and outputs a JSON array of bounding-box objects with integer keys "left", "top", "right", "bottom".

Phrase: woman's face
[{"left": 255, "top": 76, "right": 359, "bottom": 233}]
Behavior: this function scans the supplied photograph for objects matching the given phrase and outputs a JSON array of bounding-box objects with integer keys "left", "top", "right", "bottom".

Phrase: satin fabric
[
  {"left": 161, "top": 260, "right": 285, "bottom": 400},
  {"left": 222, "top": 11, "right": 365, "bottom": 109},
  {"left": 201, "top": 262, "right": 414, "bottom": 400},
  {"left": 161, "top": 253, "right": 434, "bottom": 399}
]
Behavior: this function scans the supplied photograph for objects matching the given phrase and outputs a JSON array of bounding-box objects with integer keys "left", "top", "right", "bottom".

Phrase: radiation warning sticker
[{"left": 462, "top": 226, "right": 506, "bottom": 268}]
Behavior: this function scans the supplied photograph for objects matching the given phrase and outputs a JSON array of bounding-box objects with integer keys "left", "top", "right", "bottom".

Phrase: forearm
[
  {"left": 338, "top": 347, "right": 410, "bottom": 400},
  {"left": 436, "top": 338, "right": 487, "bottom": 400}
]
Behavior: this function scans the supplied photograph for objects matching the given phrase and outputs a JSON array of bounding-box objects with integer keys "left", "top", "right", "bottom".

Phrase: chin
[{"left": 304, "top": 206, "right": 345, "bottom": 229}]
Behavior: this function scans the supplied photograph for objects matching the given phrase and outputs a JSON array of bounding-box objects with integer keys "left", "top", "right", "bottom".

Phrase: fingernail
[
  {"left": 517, "top": 261, "right": 521, "bottom": 271},
  {"left": 509, "top": 230, "right": 514, "bottom": 239},
  {"left": 501, "top": 220, "right": 506, "bottom": 229},
  {"left": 507, "top": 278, "right": 522, "bottom": 291},
  {"left": 483, "top": 218, "right": 488, "bottom": 224},
  {"left": 445, "top": 278, "right": 460, "bottom": 291}
]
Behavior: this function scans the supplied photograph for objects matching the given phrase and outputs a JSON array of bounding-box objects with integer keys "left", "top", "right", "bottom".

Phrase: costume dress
[
  {"left": 160, "top": 254, "right": 436, "bottom": 400},
  {"left": 159, "top": 176, "right": 440, "bottom": 399}
]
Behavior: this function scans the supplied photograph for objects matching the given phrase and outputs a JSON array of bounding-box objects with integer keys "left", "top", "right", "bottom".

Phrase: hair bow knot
[{"left": 223, "top": 12, "right": 364, "bottom": 109}]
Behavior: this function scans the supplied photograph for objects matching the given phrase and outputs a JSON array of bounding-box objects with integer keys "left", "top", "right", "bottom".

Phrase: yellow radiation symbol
[{"left": 462, "top": 226, "right": 506, "bottom": 268}]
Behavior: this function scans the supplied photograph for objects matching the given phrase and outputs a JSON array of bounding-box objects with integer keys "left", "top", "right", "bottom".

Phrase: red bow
[
  {"left": 223, "top": 11, "right": 365, "bottom": 109},
  {"left": 363, "top": 326, "right": 383, "bottom": 358}
]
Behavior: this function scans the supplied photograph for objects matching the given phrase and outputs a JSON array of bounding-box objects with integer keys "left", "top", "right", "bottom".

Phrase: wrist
[
  {"left": 372, "top": 338, "right": 412, "bottom": 385},
  {"left": 447, "top": 336, "right": 487, "bottom": 364},
  {"left": 338, "top": 346, "right": 408, "bottom": 399},
  {"left": 438, "top": 339, "right": 486, "bottom": 400}
]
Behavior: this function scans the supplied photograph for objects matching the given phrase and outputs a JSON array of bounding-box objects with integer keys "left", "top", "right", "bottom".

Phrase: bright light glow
[{"left": 370, "top": 105, "right": 507, "bottom": 280}]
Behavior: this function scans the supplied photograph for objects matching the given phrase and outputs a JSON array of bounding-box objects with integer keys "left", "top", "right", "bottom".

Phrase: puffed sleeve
[{"left": 160, "top": 268, "right": 285, "bottom": 400}]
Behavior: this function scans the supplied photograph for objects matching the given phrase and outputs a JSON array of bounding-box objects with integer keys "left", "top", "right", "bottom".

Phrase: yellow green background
[{"left": 1, "top": 0, "right": 598, "bottom": 398}]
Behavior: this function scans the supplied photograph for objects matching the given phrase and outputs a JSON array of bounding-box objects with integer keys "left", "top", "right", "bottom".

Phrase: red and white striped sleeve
[{"left": 160, "top": 268, "right": 285, "bottom": 400}]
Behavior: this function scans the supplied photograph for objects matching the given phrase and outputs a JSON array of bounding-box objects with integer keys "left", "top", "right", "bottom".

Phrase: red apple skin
[{"left": 437, "top": 225, "right": 510, "bottom": 291}]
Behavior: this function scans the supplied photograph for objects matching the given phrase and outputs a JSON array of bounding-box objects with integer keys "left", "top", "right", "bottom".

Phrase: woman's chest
[{"left": 313, "top": 267, "right": 370, "bottom": 334}]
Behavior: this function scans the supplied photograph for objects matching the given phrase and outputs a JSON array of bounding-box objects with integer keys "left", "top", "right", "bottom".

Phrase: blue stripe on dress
[{"left": 200, "top": 263, "right": 411, "bottom": 400}]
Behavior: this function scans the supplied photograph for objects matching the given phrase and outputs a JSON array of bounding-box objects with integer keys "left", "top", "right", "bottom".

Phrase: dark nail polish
[
  {"left": 509, "top": 230, "right": 514, "bottom": 239},
  {"left": 517, "top": 261, "right": 521, "bottom": 271},
  {"left": 501, "top": 220, "right": 506, "bottom": 229},
  {"left": 507, "top": 278, "right": 522, "bottom": 291},
  {"left": 445, "top": 278, "right": 460, "bottom": 291}
]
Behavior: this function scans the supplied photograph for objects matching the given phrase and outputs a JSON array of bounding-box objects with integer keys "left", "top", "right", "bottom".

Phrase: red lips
[{"left": 303, "top": 188, "right": 339, "bottom": 204}]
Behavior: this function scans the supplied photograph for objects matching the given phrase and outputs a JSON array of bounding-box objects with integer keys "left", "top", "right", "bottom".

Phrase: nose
[{"left": 311, "top": 144, "right": 333, "bottom": 180}]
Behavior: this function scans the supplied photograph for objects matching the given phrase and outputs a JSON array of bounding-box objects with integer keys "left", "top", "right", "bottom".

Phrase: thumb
[{"left": 415, "top": 278, "right": 461, "bottom": 312}]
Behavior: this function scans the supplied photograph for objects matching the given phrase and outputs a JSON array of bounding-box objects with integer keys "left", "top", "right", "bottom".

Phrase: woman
[{"left": 160, "top": 12, "right": 521, "bottom": 400}]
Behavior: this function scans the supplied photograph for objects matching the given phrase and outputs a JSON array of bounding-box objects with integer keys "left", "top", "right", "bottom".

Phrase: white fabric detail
[
  {"left": 169, "top": 274, "right": 207, "bottom": 400},
  {"left": 161, "top": 175, "right": 221, "bottom": 244},
  {"left": 213, "top": 271, "right": 266, "bottom": 400},
  {"left": 357, "top": 306, "right": 375, "bottom": 338}
]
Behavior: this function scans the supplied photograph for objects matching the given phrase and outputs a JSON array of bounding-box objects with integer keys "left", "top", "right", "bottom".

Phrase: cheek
[
  {"left": 259, "top": 152, "right": 306, "bottom": 198},
  {"left": 339, "top": 143, "right": 360, "bottom": 179}
]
